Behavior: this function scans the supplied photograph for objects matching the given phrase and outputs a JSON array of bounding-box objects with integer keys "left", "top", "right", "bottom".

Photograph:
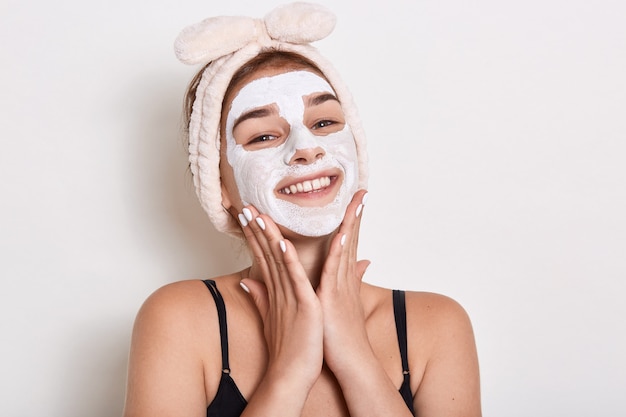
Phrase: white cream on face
[{"left": 225, "top": 70, "right": 358, "bottom": 237}]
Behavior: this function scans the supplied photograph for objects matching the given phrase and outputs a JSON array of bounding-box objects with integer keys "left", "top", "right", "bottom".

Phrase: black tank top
[{"left": 203, "top": 280, "right": 415, "bottom": 416}]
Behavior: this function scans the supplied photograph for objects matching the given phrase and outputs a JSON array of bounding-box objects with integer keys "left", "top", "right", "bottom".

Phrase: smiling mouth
[{"left": 278, "top": 176, "right": 335, "bottom": 195}]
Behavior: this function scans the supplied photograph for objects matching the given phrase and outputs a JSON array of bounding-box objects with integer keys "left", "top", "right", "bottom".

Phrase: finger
[
  {"left": 320, "top": 231, "right": 344, "bottom": 290},
  {"left": 243, "top": 216, "right": 314, "bottom": 317},
  {"left": 237, "top": 206, "right": 277, "bottom": 294},
  {"left": 263, "top": 222, "right": 316, "bottom": 303},
  {"left": 355, "top": 259, "right": 371, "bottom": 282},
  {"left": 346, "top": 189, "right": 368, "bottom": 252},
  {"left": 336, "top": 189, "right": 368, "bottom": 251},
  {"left": 246, "top": 208, "right": 309, "bottom": 305},
  {"left": 251, "top": 212, "right": 301, "bottom": 300},
  {"left": 278, "top": 238, "right": 315, "bottom": 298},
  {"left": 336, "top": 190, "right": 369, "bottom": 282},
  {"left": 320, "top": 190, "right": 368, "bottom": 289},
  {"left": 240, "top": 278, "right": 269, "bottom": 316},
  {"left": 238, "top": 206, "right": 267, "bottom": 267}
]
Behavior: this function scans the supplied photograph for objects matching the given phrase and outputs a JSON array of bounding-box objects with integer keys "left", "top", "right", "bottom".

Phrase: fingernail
[
  {"left": 239, "top": 281, "right": 250, "bottom": 293},
  {"left": 242, "top": 208, "right": 253, "bottom": 222},
  {"left": 238, "top": 213, "right": 248, "bottom": 227},
  {"left": 362, "top": 192, "right": 369, "bottom": 205},
  {"left": 279, "top": 240, "right": 287, "bottom": 253},
  {"left": 340, "top": 234, "right": 347, "bottom": 246},
  {"left": 255, "top": 217, "right": 266, "bottom": 230},
  {"left": 355, "top": 204, "right": 363, "bottom": 217}
]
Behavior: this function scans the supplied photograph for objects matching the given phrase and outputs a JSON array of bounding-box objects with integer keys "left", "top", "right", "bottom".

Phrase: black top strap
[
  {"left": 203, "top": 280, "right": 230, "bottom": 373},
  {"left": 393, "top": 289, "right": 415, "bottom": 415},
  {"left": 393, "top": 289, "right": 410, "bottom": 374}
]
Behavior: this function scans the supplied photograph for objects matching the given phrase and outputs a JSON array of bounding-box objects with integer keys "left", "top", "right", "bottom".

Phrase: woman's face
[{"left": 220, "top": 66, "right": 359, "bottom": 237}]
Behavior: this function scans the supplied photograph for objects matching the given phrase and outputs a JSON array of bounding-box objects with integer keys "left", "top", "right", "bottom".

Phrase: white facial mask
[{"left": 225, "top": 71, "right": 359, "bottom": 237}]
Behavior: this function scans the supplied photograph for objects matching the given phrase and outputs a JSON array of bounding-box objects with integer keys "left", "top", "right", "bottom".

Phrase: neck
[{"left": 248, "top": 232, "right": 335, "bottom": 289}]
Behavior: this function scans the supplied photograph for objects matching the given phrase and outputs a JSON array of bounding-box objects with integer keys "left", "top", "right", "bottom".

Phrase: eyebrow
[
  {"left": 232, "top": 107, "right": 276, "bottom": 131},
  {"left": 306, "top": 92, "right": 340, "bottom": 107}
]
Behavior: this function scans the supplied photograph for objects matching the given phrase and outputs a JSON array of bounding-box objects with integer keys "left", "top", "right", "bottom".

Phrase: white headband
[{"left": 174, "top": 2, "right": 368, "bottom": 236}]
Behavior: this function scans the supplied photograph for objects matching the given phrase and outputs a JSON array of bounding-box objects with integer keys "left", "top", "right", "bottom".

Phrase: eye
[
  {"left": 250, "top": 134, "right": 278, "bottom": 144},
  {"left": 311, "top": 120, "right": 335, "bottom": 130}
]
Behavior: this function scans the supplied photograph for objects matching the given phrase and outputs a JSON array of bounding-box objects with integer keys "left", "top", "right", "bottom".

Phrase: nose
[
  {"left": 284, "top": 128, "right": 326, "bottom": 165},
  {"left": 289, "top": 146, "right": 325, "bottom": 165}
]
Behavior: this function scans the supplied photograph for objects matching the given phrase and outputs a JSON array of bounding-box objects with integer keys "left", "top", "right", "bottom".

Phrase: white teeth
[{"left": 280, "top": 176, "right": 332, "bottom": 195}]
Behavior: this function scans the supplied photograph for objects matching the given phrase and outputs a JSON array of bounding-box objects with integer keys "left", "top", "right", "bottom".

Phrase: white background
[{"left": 1, "top": 0, "right": 625, "bottom": 416}]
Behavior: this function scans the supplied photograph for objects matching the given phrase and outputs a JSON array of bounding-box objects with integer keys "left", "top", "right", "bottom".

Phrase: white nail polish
[
  {"left": 239, "top": 281, "right": 250, "bottom": 293},
  {"left": 340, "top": 234, "right": 347, "bottom": 246},
  {"left": 355, "top": 204, "right": 363, "bottom": 217},
  {"left": 255, "top": 217, "right": 266, "bottom": 230},
  {"left": 279, "top": 240, "right": 287, "bottom": 253},
  {"left": 362, "top": 192, "right": 369, "bottom": 205},
  {"left": 238, "top": 213, "right": 248, "bottom": 227},
  {"left": 242, "top": 208, "right": 253, "bottom": 222}
]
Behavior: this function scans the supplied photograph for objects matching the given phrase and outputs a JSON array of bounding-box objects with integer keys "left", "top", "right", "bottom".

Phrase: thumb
[
  {"left": 356, "top": 260, "right": 371, "bottom": 282},
  {"left": 240, "top": 278, "right": 268, "bottom": 315}
]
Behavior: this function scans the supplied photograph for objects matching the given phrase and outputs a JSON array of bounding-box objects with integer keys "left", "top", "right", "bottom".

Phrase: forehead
[
  {"left": 228, "top": 70, "right": 334, "bottom": 116},
  {"left": 226, "top": 63, "right": 327, "bottom": 100}
]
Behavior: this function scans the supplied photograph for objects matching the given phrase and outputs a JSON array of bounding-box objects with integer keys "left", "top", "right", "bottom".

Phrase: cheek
[
  {"left": 326, "top": 130, "right": 358, "bottom": 163},
  {"left": 230, "top": 146, "right": 285, "bottom": 197}
]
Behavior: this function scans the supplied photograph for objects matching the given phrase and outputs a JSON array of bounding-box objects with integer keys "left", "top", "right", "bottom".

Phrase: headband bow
[{"left": 174, "top": 2, "right": 336, "bottom": 66}]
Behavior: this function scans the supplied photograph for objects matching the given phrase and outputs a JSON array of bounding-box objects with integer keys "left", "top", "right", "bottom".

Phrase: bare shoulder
[
  {"left": 361, "top": 283, "right": 473, "bottom": 333},
  {"left": 132, "top": 275, "right": 244, "bottom": 345},
  {"left": 402, "top": 291, "right": 476, "bottom": 352},
  {"left": 138, "top": 279, "right": 211, "bottom": 313},
  {"left": 128, "top": 279, "right": 219, "bottom": 377},
  {"left": 133, "top": 279, "right": 214, "bottom": 335},
  {"left": 124, "top": 276, "right": 242, "bottom": 417},
  {"left": 401, "top": 291, "right": 481, "bottom": 416},
  {"left": 404, "top": 291, "right": 473, "bottom": 329}
]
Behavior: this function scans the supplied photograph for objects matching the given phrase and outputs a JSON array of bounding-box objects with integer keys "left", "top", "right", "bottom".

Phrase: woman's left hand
[{"left": 316, "top": 189, "right": 373, "bottom": 375}]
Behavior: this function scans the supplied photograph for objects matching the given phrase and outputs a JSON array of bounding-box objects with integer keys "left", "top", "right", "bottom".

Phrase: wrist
[
  {"left": 325, "top": 345, "right": 379, "bottom": 382},
  {"left": 243, "top": 368, "right": 317, "bottom": 417},
  {"left": 263, "top": 362, "right": 319, "bottom": 396}
]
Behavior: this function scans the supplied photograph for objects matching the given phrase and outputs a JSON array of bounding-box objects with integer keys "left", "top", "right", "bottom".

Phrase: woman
[{"left": 123, "top": 3, "right": 481, "bottom": 417}]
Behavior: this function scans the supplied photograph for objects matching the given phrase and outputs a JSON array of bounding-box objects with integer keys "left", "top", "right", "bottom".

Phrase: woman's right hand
[{"left": 238, "top": 205, "right": 324, "bottom": 392}]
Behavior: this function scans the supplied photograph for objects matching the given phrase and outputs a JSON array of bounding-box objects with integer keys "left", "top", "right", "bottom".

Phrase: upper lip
[{"left": 276, "top": 170, "right": 340, "bottom": 195}]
